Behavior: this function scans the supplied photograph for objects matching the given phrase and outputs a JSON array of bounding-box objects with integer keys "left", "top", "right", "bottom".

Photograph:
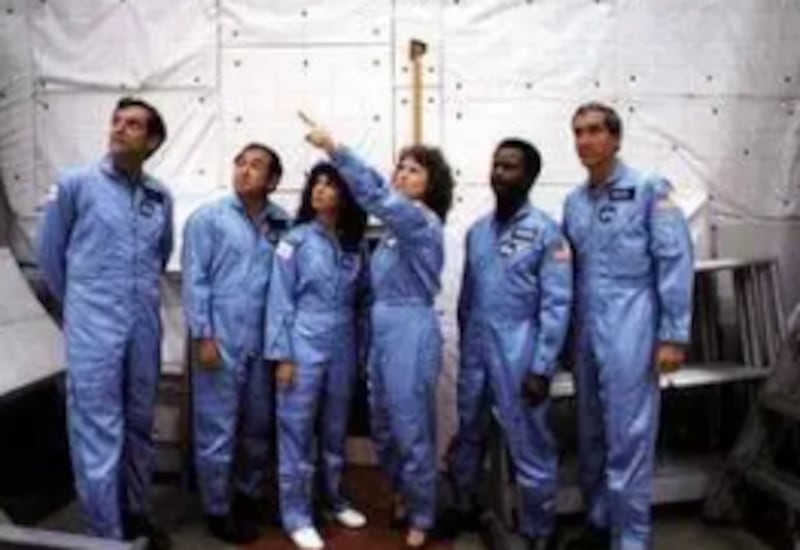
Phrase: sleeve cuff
[
  {"left": 189, "top": 321, "right": 213, "bottom": 339},
  {"left": 530, "top": 361, "right": 554, "bottom": 378},
  {"left": 330, "top": 146, "right": 352, "bottom": 166},
  {"left": 265, "top": 349, "right": 293, "bottom": 363},
  {"left": 658, "top": 324, "right": 690, "bottom": 345},
  {"left": 265, "top": 324, "right": 294, "bottom": 362}
]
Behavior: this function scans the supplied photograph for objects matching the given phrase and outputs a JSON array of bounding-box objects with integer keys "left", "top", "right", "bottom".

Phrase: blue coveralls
[
  {"left": 265, "top": 221, "right": 365, "bottom": 531},
  {"left": 563, "top": 162, "right": 693, "bottom": 550},
  {"left": 329, "top": 147, "right": 443, "bottom": 530},
  {"left": 181, "top": 196, "right": 289, "bottom": 516},
  {"left": 37, "top": 157, "right": 173, "bottom": 538},
  {"left": 448, "top": 202, "right": 572, "bottom": 538}
]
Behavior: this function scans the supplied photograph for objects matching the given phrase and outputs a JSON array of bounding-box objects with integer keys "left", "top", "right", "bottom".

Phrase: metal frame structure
[{"left": 488, "top": 257, "right": 786, "bottom": 528}]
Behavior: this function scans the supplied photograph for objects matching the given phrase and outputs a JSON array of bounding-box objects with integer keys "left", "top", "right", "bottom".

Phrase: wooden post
[{"left": 409, "top": 39, "right": 428, "bottom": 145}]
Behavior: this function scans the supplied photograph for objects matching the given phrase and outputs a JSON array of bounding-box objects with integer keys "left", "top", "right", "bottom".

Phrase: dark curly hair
[
  {"left": 396, "top": 144, "right": 455, "bottom": 223},
  {"left": 296, "top": 162, "right": 367, "bottom": 251},
  {"left": 496, "top": 137, "right": 542, "bottom": 191}
]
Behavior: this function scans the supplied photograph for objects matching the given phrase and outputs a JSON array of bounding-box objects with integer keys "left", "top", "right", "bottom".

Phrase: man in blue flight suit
[
  {"left": 563, "top": 102, "right": 694, "bottom": 550},
  {"left": 447, "top": 138, "right": 573, "bottom": 550},
  {"left": 182, "top": 143, "right": 289, "bottom": 544},
  {"left": 37, "top": 97, "right": 173, "bottom": 548}
]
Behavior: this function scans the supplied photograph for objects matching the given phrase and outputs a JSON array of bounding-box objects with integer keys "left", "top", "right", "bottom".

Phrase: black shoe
[
  {"left": 233, "top": 492, "right": 263, "bottom": 523},
  {"left": 528, "top": 533, "right": 560, "bottom": 550},
  {"left": 390, "top": 499, "right": 408, "bottom": 529},
  {"left": 435, "top": 506, "right": 482, "bottom": 539},
  {"left": 205, "top": 513, "right": 260, "bottom": 545},
  {"left": 123, "top": 514, "right": 172, "bottom": 550},
  {"left": 563, "top": 525, "right": 611, "bottom": 550}
]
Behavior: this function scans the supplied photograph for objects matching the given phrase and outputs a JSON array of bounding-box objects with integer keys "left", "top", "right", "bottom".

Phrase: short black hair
[
  {"left": 495, "top": 138, "right": 542, "bottom": 189},
  {"left": 572, "top": 101, "right": 623, "bottom": 139},
  {"left": 235, "top": 142, "right": 284, "bottom": 182},
  {"left": 296, "top": 162, "right": 367, "bottom": 250},
  {"left": 115, "top": 97, "right": 167, "bottom": 155},
  {"left": 396, "top": 144, "right": 455, "bottom": 223}
]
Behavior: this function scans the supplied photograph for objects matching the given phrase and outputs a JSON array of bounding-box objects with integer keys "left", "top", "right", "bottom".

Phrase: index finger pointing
[{"left": 297, "top": 110, "right": 317, "bottom": 128}]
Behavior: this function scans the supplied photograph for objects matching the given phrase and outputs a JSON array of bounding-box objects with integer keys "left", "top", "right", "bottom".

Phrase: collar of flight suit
[
  {"left": 99, "top": 154, "right": 158, "bottom": 191},
  {"left": 226, "top": 194, "right": 288, "bottom": 228},
  {"left": 493, "top": 199, "right": 534, "bottom": 235},
  {"left": 309, "top": 218, "right": 339, "bottom": 241},
  {"left": 585, "top": 159, "right": 629, "bottom": 199}
]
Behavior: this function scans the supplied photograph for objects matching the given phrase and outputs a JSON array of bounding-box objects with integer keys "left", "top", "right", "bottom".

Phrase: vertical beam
[
  {"left": 733, "top": 269, "right": 753, "bottom": 365},
  {"left": 408, "top": 39, "right": 428, "bottom": 145}
]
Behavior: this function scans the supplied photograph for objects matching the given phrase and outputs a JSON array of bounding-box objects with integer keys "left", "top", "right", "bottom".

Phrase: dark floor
[{"left": 36, "top": 466, "right": 769, "bottom": 550}]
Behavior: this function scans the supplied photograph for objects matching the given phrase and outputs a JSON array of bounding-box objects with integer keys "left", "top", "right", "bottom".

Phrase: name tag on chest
[
  {"left": 512, "top": 227, "right": 537, "bottom": 242},
  {"left": 609, "top": 187, "right": 635, "bottom": 201},
  {"left": 499, "top": 226, "right": 537, "bottom": 257}
]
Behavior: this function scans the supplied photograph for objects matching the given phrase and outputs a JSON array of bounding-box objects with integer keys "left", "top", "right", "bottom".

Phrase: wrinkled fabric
[
  {"left": 182, "top": 195, "right": 289, "bottom": 515},
  {"left": 563, "top": 162, "right": 693, "bottom": 550},
  {"left": 330, "top": 147, "right": 443, "bottom": 530},
  {"left": 448, "top": 202, "right": 572, "bottom": 538},
  {"left": 37, "top": 157, "right": 173, "bottom": 538},
  {"left": 265, "top": 221, "right": 365, "bottom": 531}
]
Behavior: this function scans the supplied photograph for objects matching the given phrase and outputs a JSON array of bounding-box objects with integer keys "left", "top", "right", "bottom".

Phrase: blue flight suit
[
  {"left": 181, "top": 196, "right": 289, "bottom": 516},
  {"left": 448, "top": 202, "right": 572, "bottom": 538},
  {"left": 37, "top": 157, "right": 173, "bottom": 538},
  {"left": 265, "top": 221, "right": 365, "bottom": 532},
  {"left": 563, "top": 162, "right": 693, "bottom": 550},
  {"left": 329, "top": 147, "right": 443, "bottom": 530}
]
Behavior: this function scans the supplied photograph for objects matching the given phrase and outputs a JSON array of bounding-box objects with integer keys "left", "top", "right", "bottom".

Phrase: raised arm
[
  {"left": 300, "top": 112, "right": 432, "bottom": 241},
  {"left": 330, "top": 147, "right": 432, "bottom": 240}
]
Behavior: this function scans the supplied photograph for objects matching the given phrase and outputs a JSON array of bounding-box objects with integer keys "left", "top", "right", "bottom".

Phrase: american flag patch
[{"left": 553, "top": 241, "right": 571, "bottom": 262}]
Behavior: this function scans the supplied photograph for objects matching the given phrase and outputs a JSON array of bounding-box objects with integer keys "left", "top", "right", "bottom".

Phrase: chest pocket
[
  {"left": 335, "top": 253, "right": 361, "bottom": 304},
  {"left": 565, "top": 202, "right": 592, "bottom": 254},
  {"left": 211, "top": 218, "right": 252, "bottom": 277},
  {"left": 371, "top": 236, "right": 399, "bottom": 281},
  {"left": 75, "top": 197, "right": 120, "bottom": 275},
  {"left": 604, "top": 199, "right": 651, "bottom": 278},
  {"left": 257, "top": 219, "right": 289, "bottom": 267},
  {"left": 503, "top": 238, "right": 543, "bottom": 294},
  {"left": 138, "top": 197, "right": 166, "bottom": 246}
]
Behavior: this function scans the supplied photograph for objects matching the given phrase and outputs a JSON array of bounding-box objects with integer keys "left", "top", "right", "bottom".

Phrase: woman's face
[
  {"left": 311, "top": 173, "right": 341, "bottom": 216},
  {"left": 392, "top": 155, "right": 429, "bottom": 201}
]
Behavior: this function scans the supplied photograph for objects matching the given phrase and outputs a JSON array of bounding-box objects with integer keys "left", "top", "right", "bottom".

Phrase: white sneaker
[
  {"left": 334, "top": 507, "right": 367, "bottom": 529},
  {"left": 289, "top": 526, "right": 325, "bottom": 550}
]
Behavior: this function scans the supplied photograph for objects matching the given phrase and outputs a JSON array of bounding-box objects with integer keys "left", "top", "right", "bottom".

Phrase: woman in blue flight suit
[
  {"left": 302, "top": 116, "right": 455, "bottom": 549},
  {"left": 266, "top": 163, "right": 369, "bottom": 550}
]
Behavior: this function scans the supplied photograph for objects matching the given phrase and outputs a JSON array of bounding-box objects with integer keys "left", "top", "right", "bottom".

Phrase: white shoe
[
  {"left": 289, "top": 526, "right": 325, "bottom": 550},
  {"left": 334, "top": 507, "right": 367, "bottom": 529}
]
